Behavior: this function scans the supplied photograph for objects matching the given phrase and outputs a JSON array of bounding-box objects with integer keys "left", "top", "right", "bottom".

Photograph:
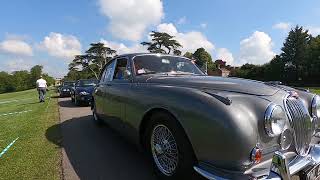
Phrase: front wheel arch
[{"left": 139, "top": 108, "right": 197, "bottom": 161}]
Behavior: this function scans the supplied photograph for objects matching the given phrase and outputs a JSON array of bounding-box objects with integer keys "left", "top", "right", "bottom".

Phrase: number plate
[{"left": 305, "top": 164, "right": 320, "bottom": 180}]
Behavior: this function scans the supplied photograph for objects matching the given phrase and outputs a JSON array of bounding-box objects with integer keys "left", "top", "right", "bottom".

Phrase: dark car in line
[
  {"left": 71, "top": 79, "right": 98, "bottom": 106},
  {"left": 92, "top": 53, "right": 320, "bottom": 180},
  {"left": 59, "top": 81, "right": 75, "bottom": 97}
]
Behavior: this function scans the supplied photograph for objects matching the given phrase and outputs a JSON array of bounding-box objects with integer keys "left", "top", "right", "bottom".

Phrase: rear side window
[
  {"left": 99, "top": 69, "right": 107, "bottom": 83},
  {"left": 102, "top": 60, "right": 116, "bottom": 82}
]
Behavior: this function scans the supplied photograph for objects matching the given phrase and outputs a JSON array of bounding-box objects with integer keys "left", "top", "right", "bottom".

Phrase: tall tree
[
  {"left": 141, "top": 31, "right": 182, "bottom": 55},
  {"left": 281, "top": 25, "right": 311, "bottom": 83},
  {"left": 0, "top": 71, "right": 15, "bottom": 93},
  {"left": 307, "top": 35, "right": 320, "bottom": 84},
  {"left": 29, "top": 65, "right": 43, "bottom": 87},
  {"left": 183, "top": 52, "right": 193, "bottom": 59},
  {"left": 12, "top": 70, "right": 30, "bottom": 91},
  {"left": 69, "top": 42, "right": 116, "bottom": 79},
  {"left": 263, "top": 55, "right": 285, "bottom": 81},
  {"left": 193, "top": 48, "right": 216, "bottom": 72}
]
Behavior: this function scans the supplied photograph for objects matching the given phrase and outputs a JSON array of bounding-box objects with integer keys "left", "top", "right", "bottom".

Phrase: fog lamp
[{"left": 280, "top": 128, "right": 293, "bottom": 150}]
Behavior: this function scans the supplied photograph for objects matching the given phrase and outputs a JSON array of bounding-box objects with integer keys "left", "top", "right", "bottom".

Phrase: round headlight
[
  {"left": 264, "top": 104, "right": 287, "bottom": 137},
  {"left": 312, "top": 95, "right": 320, "bottom": 118}
]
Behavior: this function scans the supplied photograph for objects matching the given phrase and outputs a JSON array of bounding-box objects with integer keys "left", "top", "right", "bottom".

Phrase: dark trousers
[{"left": 38, "top": 87, "right": 46, "bottom": 102}]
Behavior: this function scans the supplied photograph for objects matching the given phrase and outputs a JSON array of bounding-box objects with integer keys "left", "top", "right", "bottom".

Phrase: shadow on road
[
  {"left": 46, "top": 115, "right": 156, "bottom": 180},
  {"left": 58, "top": 98, "right": 90, "bottom": 108},
  {"left": 47, "top": 97, "right": 206, "bottom": 180}
]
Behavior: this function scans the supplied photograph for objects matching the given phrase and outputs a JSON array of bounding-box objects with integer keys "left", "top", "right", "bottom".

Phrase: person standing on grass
[{"left": 36, "top": 75, "right": 47, "bottom": 103}]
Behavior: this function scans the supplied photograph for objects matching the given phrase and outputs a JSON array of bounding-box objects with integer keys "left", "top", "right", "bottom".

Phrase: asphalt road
[
  {"left": 55, "top": 97, "right": 156, "bottom": 180},
  {"left": 53, "top": 97, "right": 206, "bottom": 180}
]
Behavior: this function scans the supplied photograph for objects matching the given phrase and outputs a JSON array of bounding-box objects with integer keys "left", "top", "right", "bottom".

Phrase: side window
[
  {"left": 113, "top": 57, "right": 130, "bottom": 80},
  {"left": 101, "top": 60, "right": 116, "bottom": 83},
  {"left": 99, "top": 69, "right": 107, "bottom": 83}
]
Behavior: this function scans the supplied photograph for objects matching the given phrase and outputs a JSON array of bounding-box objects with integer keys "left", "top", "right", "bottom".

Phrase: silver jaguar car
[{"left": 92, "top": 53, "right": 320, "bottom": 180}]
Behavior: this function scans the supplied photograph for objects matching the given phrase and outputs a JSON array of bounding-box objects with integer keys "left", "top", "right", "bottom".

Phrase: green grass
[
  {"left": 309, "top": 87, "right": 320, "bottom": 95},
  {"left": 0, "top": 89, "right": 61, "bottom": 180}
]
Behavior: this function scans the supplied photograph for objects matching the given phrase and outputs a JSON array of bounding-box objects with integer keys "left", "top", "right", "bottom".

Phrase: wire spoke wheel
[{"left": 151, "top": 124, "right": 179, "bottom": 176}]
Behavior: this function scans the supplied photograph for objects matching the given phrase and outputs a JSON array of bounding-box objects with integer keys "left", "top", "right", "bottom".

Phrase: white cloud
[
  {"left": 200, "top": 23, "right": 207, "bottom": 29},
  {"left": 98, "top": 0, "right": 164, "bottom": 41},
  {"left": 39, "top": 32, "right": 81, "bottom": 59},
  {"left": 156, "top": 23, "right": 214, "bottom": 53},
  {"left": 307, "top": 26, "right": 320, "bottom": 36},
  {"left": 0, "top": 39, "right": 33, "bottom": 56},
  {"left": 100, "top": 39, "right": 147, "bottom": 55},
  {"left": 157, "top": 23, "right": 178, "bottom": 36},
  {"left": 272, "top": 22, "right": 292, "bottom": 31},
  {"left": 1, "top": 58, "right": 33, "bottom": 72},
  {"left": 239, "top": 31, "right": 275, "bottom": 65},
  {"left": 177, "top": 16, "right": 187, "bottom": 25},
  {"left": 216, "top": 48, "right": 234, "bottom": 65}
]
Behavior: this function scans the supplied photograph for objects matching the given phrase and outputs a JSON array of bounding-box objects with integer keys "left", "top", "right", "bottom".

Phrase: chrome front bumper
[{"left": 194, "top": 144, "right": 320, "bottom": 180}]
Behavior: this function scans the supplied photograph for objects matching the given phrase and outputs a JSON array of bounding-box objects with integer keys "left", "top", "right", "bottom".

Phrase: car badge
[{"left": 289, "top": 91, "right": 299, "bottom": 99}]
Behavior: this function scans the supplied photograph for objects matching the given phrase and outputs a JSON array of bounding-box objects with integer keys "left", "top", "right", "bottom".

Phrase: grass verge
[
  {"left": 309, "top": 87, "right": 320, "bottom": 95},
  {"left": 0, "top": 89, "right": 61, "bottom": 179}
]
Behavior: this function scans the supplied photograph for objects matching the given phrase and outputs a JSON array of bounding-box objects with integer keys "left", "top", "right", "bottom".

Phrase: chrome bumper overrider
[{"left": 194, "top": 144, "right": 320, "bottom": 180}]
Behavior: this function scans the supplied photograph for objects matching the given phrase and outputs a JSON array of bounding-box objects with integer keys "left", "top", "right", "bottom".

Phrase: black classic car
[
  {"left": 92, "top": 53, "right": 320, "bottom": 180},
  {"left": 59, "top": 81, "right": 75, "bottom": 97},
  {"left": 70, "top": 79, "right": 98, "bottom": 105}
]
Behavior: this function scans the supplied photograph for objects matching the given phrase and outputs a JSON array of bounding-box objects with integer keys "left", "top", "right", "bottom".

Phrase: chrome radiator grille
[{"left": 285, "top": 97, "right": 313, "bottom": 156}]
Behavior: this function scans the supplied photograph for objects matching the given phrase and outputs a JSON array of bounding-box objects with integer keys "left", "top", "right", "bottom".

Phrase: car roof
[{"left": 115, "top": 53, "right": 188, "bottom": 59}]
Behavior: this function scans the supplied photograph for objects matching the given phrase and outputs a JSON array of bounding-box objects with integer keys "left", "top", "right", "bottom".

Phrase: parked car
[
  {"left": 59, "top": 81, "right": 75, "bottom": 97},
  {"left": 92, "top": 53, "right": 320, "bottom": 180},
  {"left": 71, "top": 79, "right": 98, "bottom": 105}
]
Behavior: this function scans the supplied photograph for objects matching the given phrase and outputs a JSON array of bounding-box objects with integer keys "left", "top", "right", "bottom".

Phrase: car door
[
  {"left": 105, "top": 57, "right": 133, "bottom": 132},
  {"left": 95, "top": 60, "right": 116, "bottom": 117}
]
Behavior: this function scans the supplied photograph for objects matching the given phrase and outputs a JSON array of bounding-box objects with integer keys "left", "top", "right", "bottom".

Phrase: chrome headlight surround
[
  {"left": 312, "top": 95, "right": 320, "bottom": 118},
  {"left": 79, "top": 91, "right": 89, "bottom": 95},
  {"left": 264, "top": 103, "right": 287, "bottom": 137}
]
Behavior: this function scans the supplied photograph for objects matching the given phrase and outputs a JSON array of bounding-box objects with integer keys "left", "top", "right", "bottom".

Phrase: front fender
[
  {"left": 128, "top": 84, "right": 270, "bottom": 171},
  {"left": 169, "top": 89, "right": 271, "bottom": 171}
]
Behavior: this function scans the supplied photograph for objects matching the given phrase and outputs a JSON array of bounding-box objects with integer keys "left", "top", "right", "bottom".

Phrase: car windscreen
[
  {"left": 133, "top": 55, "right": 204, "bottom": 76},
  {"left": 77, "top": 80, "right": 98, "bottom": 87}
]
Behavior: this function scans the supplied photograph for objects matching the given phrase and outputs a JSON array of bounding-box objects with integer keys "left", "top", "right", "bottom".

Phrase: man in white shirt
[{"left": 36, "top": 75, "right": 47, "bottom": 103}]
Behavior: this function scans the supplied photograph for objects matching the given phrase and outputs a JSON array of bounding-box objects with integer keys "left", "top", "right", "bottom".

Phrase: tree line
[
  {"left": 231, "top": 26, "right": 320, "bottom": 86},
  {"left": 65, "top": 31, "right": 216, "bottom": 80},
  {"left": 65, "top": 25, "right": 320, "bottom": 86},
  {"left": 0, "top": 65, "right": 55, "bottom": 94}
]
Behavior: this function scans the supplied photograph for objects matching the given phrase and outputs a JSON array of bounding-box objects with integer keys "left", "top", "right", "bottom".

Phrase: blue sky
[{"left": 0, "top": 0, "right": 320, "bottom": 77}]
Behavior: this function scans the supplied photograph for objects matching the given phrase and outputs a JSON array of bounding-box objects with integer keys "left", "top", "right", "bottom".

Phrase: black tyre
[
  {"left": 92, "top": 102, "right": 103, "bottom": 125},
  {"left": 145, "top": 112, "right": 197, "bottom": 180},
  {"left": 71, "top": 95, "right": 74, "bottom": 102}
]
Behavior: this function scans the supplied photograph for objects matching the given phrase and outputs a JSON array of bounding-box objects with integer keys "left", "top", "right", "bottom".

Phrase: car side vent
[{"left": 204, "top": 92, "right": 232, "bottom": 105}]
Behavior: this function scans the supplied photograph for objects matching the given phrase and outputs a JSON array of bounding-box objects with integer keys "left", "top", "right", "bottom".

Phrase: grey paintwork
[{"left": 92, "top": 53, "right": 316, "bottom": 178}]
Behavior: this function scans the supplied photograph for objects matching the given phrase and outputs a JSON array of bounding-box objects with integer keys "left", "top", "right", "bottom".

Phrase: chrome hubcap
[{"left": 151, "top": 125, "right": 178, "bottom": 176}]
